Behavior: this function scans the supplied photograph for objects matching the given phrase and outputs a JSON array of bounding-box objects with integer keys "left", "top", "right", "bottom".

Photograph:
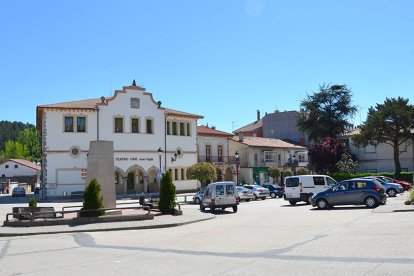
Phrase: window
[
  {"left": 77, "top": 117, "right": 86, "bottom": 132},
  {"left": 285, "top": 177, "right": 299, "bottom": 187},
  {"left": 167, "top": 121, "right": 170, "bottom": 135},
  {"left": 206, "top": 145, "right": 211, "bottom": 162},
  {"left": 180, "top": 122, "right": 185, "bottom": 136},
  {"left": 174, "top": 169, "right": 178, "bottom": 180},
  {"left": 14, "top": 165, "right": 18, "bottom": 168},
  {"left": 146, "top": 119, "right": 153, "bottom": 134},
  {"left": 172, "top": 122, "right": 177, "bottom": 135},
  {"left": 218, "top": 145, "right": 223, "bottom": 162},
  {"left": 313, "top": 177, "right": 325, "bottom": 186},
  {"left": 130, "top": 98, "right": 140, "bottom": 108},
  {"left": 216, "top": 185, "right": 224, "bottom": 196},
  {"left": 264, "top": 151, "right": 275, "bottom": 162},
  {"left": 181, "top": 168, "right": 185, "bottom": 180},
  {"left": 186, "top": 123, "right": 191, "bottom": 136},
  {"left": 114, "top": 118, "right": 123, "bottom": 133},
  {"left": 5, "top": 165, "right": 9, "bottom": 169},
  {"left": 326, "top": 177, "right": 336, "bottom": 186},
  {"left": 131, "top": 118, "right": 139, "bottom": 133},
  {"left": 65, "top": 116, "right": 74, "bottom": 132},
  {"left": 226, "top": 184, "right": 234, "bottom": 195}
]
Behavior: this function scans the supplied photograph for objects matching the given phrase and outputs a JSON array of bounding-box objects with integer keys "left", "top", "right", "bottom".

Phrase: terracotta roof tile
[
  {"left": 9, "top": 159, "right": 40, "bottom": 171},
  {"left": 231, "top": 136, "right": 306, "bottom": 150},
  {"left": 197, "top": 125, "right": 234, "bottom": 137}
]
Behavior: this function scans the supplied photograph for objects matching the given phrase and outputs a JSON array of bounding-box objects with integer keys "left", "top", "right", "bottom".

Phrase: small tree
[
  {"left": 296, "top": 168, "right": 308, "bottom": 175},
  {"left": 336, "top": 152, "right": 359, "bottom": 173},
  {"left": 186, "top": 162, "right": 217, "bottom": 188},
  {"left": 81, "top": 178, "right": 104, "bottom": 217},
  {"left": 29, "top": 197, "right": 37, "bottom": 207},
  {"left": 282, "top": 170, "right": 293, "bottom": 185},
  {"left": 308, "top": 137, "right": 344, "bottom": 174},
  {"left": 268, "top": 167, "right": 280, "bottom": 184},
  {"left": 159, "top": 171, "right": 176, "bottom": 214}
]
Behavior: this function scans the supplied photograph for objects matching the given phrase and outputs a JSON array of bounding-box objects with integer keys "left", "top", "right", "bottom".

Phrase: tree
[
  {"left": 296, "top": 168, "right": 308, "bottom": 175},
  {"left": 308, "top": 137, "right": 344, "bottom": 174},
  {"left": 336, "top": 152, "right": 359, "bottom": 173},
  {"left": 186, "top": 162, "right": 217, "bottom": 188},
  {"left": 352, "top": 97, "right": 414, "bottom": 174},
  {"left": 297, "top": 84, "right": 357, "bottom": 142},
  {"left": 0, "top": 121, "right": 34, "bottom": 151},
  {"left": 81, "top": 178, "right": 105, "bottom": 217},
  {"left": 1, "top": 140, "right": 28, "bottom": 161},
  {"left": 17, "top": 128, "right": 41, "bottom": 162},
  {"left": 159, "top": 171, "right": 176, "bottom": 214},
  {"left": 268, "top": 167, "right": 280, "bottom": 184}
]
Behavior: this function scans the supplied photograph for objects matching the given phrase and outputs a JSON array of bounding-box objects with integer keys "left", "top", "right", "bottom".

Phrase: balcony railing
[{"left": 198, "top": 155, "right": 241, "bottom": 165}]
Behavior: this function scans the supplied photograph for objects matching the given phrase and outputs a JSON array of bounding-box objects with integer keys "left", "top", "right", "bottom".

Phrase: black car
[
  {"left": 261, "top": 184, "right": 284, "bottom": 198},
  {"left": 310, "top": 178, "right": 387, "bottom": 209}
]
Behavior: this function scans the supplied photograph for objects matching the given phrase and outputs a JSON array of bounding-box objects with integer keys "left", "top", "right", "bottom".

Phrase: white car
[
  {"left": 236, "top": 186, "right": 254, "bottom": 202},
  {"left": 243, "top": 185, "right": 270, "bottom": 200}
]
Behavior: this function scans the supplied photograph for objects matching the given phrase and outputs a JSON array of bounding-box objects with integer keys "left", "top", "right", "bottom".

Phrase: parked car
[
  {"left": 261, "top": 184, "right": 284, "bottom": 198},
  {"left": 200, "top": 182, "right": 239, "bottom": 213},
  {"left": 361, "top": 177, "right": 404, "bottom": 197},
  {"left": 192, "top": 187, "right": 207, "bottom": 204},
  {"left": 284, "top": 175, "right": 337, "bottom": 205},
  {"left": 376, "top": 176, "right": 412, "bottom": 191},
  {"left": 236, "top": 186, "right": 254, "bottom": 202},
  {"left": 310, "top": 178, "right": 387, "bottom": 209},
  {"left": 12, "top": 186, "right": 26, "bottom": 197},
  {"left": 243, "top": 185, "right": 270, "bottom": 200}
]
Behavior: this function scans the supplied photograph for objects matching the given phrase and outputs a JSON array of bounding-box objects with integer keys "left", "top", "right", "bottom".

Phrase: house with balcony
[
  {"left": 196, "top": 125, "right": 236, "bottom": 185},
  {"left": 229, "top": 135, "right": 308, "bottom": 184}
]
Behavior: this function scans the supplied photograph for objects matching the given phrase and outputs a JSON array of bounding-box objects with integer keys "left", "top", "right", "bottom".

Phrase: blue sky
[{"left": 1, "top": 0, "right": 413, "bottom": 133}]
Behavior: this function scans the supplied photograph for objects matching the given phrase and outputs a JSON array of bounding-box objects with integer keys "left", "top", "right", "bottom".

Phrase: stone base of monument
[{"left": 105, "top": 209, "right": 123, "bottom": 216}]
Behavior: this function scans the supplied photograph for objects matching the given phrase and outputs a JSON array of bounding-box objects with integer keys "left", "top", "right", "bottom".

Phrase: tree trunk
[{"left": 393, "top": 141, "right": 401, "bottom": 174}]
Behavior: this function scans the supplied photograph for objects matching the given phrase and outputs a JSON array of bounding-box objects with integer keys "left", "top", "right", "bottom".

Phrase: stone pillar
[
  {"left": 86, "top": 140, "right": 116, "bottom": 209},
  {"left": 123, "top": 177, "right": 128, "bottom": 194}
]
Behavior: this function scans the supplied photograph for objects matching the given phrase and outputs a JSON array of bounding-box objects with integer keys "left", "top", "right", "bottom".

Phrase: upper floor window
[
  {"left": 115, "top": 117, "right": 123, "bottom": 133},
  {"left": 14, "top": 165, "right": 18, "bottom": 168},
  {"left": 186, "top": 123, "right": 191, "bottom": 136},
  {"left": 167, "top": 121, "right": 171, "bottom": 135},
  {"left": 77, "top": 117, "right": 86, "bottom": 132},
  {"left": 130, "top": 98, "right": 140, "bottom": 108},
  {"left": 65, "top": 117, "right": 74, "bottom": 132},
  {"left": 181, "top": 168, "right": 185, "bottom": 180},
  {"left": 5, "top": 165, "right": 9, "bottom": 169},
  {"left": 131, "top": 118, "right": 139, "bottom": 133},
  {"left": 146, "top": 119, "right": 153, "bottom": 134},
  {"left": 264, "top": 151, "right": 275, "bottom": 162},
  {"left": 218, "top": 145, "right": 223, "bottom": 162},
  {"left": 172, "top": 122, "right": 177, "bottom": 135},
  {"left": 180, "top": 123, "right": 185, "bottom": 136}
]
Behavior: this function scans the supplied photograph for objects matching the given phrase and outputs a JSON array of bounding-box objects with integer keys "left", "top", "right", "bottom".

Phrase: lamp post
[
  {"left": 235, "top": 151, "right": 240, "bottom": 185},
  {"left": 410, "top": 123, "right": 414, "bottom": 183},
  {"left": 157, "top": 147, "right": 163, "bottom": 183}
]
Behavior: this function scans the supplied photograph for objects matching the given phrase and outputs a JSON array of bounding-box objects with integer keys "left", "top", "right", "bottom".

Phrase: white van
[
  {"left": 200, "top": 182, "right": 239, "bottom": 213},
  {"left": 284, "top": 175, "right": 337, "bottom": 205}
]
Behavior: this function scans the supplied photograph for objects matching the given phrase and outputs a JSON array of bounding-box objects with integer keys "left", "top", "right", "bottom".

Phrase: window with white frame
[
  {"left": 186, "top": 123, "right": 191, "bottom": 136},
  {"left": 77, "top": 117, "right": 86, "bottom": 132},
  {"left": 264, "top": 151, "right": 276, "bottom": 162},
  {"left": 65, "top": 116, "right": 74, "bottom": 132},
  {"left": 114, "top": 117, "right": 123, "bottom": 133},
  {"left": 131, "top": 118, "right": 139, "bottom": 133},
  {"left": 146, "top": 119, "right": 153, "bottom": 134},
  {"left": 180, "top": 122, "right": 185, "bottom": 136}
]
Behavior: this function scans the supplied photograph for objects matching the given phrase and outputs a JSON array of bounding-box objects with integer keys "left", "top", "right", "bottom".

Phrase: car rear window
[
  {"left": 285, "top": 177, "right": 299, "bottom": 187},
  {"left": 226, "top": 184, "right": 234, "bottom": 195},
  {"left": 216, "top": 185, "right": 224, "bottom": 196}
]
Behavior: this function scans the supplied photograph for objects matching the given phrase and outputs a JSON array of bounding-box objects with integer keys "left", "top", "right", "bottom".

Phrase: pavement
[{"left": 0, "top": 192, "right": 412, "bottom": 237}]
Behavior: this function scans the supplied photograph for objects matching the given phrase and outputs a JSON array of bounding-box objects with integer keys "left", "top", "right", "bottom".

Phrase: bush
[
  {"left": 296, "top": 168, "right": 308, "bottom": 175},
  {"left": 159, "top": 171, "right": 176, "bottom": 214},
  {"left": 80, "top": 178, "right": 105, "bottom": 217},
  {"left": 268, "top": 167, "right": 280, "bottom": 184},
  {"left": 409, "top": 189, "right": 414, "bottom": 202},
  {"left": 29, "top": 197, "right": 37, "bottom": 207}
]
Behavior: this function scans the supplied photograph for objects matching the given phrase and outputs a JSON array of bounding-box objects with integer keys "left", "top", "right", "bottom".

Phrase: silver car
[
  {"left": 192, "top": 187, "right": 207, "bottom": 204},
  {"left": 236, "top": 186, "right": 254, "bottom": 202},
  {"left": 243, "top": 185, "right": 270, "bottom": 200},
  {"left": 361, "top": 177, "right": 404, "bottom": 197}
]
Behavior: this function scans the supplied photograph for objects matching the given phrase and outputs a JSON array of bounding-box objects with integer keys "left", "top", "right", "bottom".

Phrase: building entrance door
[{"left": 127, "top": 173, "right": 135, "bottom": 192}]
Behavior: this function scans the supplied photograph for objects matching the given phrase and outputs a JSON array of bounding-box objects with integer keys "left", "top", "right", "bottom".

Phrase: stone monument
[{"left": 86, "top": 140, "right": 116, "bottom": 209}]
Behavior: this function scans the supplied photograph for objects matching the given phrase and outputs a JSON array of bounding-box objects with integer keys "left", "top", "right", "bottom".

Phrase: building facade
[
  {"left": 0, "top": 159, "right": 40, "bottom": 191},
  {"left": 36, "top": 84, "right": 203, "bottom": 197}
]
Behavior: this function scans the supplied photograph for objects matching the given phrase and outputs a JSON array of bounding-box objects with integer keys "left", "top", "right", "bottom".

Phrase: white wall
[{"left": 0, "top": 160, "right": 39, "bottom": 177}]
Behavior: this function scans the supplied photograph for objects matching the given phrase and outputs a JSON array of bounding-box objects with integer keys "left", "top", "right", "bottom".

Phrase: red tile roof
[
  {"left": 231, "top": 136, "right": 306, "bottom": 150},
  {"left": 197, "top": 125, "right": 234, "bottom": 137},
  {"left": 9, "top": 159, "right": 40, "bottom": 171}
]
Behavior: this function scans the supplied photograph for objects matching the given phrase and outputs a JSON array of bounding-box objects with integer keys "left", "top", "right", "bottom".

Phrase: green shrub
[
  {"left": 29, "top": 197, "right": 37, "bottom": 207},
  {"left": 296, "top": 168, "right": 308, "bottom": 175},
  {"left": 159, "top": 171, "right": 176, "bottom": 214},
  {"left": 268, "top": 167, "right": 280, "bottom": 183},
  {"left": 409, "top": 189, "right": 414, "bottom": 202},
  {"left": 80, "top": 178, "right": 105, "bottom": 217}
]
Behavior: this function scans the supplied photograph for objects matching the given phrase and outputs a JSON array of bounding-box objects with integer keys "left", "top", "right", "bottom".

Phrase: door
[
  {"left": 285, "top": 177, "right": 300, "bottom": 199},
  {"left": 127, "top": 172, "right": 135, "bottom": 192},
  {"left": 328, "top": 182, "right": 350, "bottom": 205},
  {"left": 225, "top": 184, "right": 236, "bottom": 205},
  {"left": 215, "top": 185, "right": 225, "bottom": 205}
]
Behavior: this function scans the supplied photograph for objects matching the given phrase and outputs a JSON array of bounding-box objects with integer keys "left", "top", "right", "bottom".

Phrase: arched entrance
[
  {"left": 216, "top": 168, "right": 223, "bottom": 181},
  {"left": 147, "top": 166, "right": 158, "bottom": 193},
  {"left": 114, "top": 167, "right": 126, "bottom": 194},
  {"left": 126, "top": 165, "right": 145, "bottom": 193},
  {"left": 224, "top": 167, "right": 233, "bottom": 181}
]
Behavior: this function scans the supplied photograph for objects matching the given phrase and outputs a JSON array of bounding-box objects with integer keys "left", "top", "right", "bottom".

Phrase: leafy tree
[
  {"left": 0, "top": 121, "right": 34, "bottom": 151},
  {"left": 352, "top": 97, "right": 414, "bottom": 174},
  {"left": 1, "top": 140, "right": 28, "bottom": 160},
  {"left": 17, "top": 128, "right": 41, "bottom": 162},
  {"left": 159, "top": 171, "right": 176, "bottom": 214},
  {"left": 268, "top": 167, "right": 280, "bottom": 184},
  {"left": 186, "top": 162, "right": 217, "bottom": 188},
  {"left": 336, "top": 152, "right": 359, "bottom": 173},
  {"left": 297, "top": 84, "right": 357, "bottom": 142},
  {"left": 296, "top": 168, "right": 308, "bottom": 175},
  {"left": 308, "top": 137, "right": 344, "bottom": 174},
  {"left": 282, "top": 170, "right": 293, "bottom": 185},
  {"left": 81, "top": 178, "right": 105, "bottom": 217}
]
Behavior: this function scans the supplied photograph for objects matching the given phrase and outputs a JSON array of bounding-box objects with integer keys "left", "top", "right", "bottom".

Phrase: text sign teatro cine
[{"left": 115, "top": 157, "right": 154, "bottom": 161}]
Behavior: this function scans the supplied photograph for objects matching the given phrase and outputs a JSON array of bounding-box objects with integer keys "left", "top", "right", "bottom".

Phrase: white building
[
  {"left": 0, "top": 159, "right": 40, "bottom": 178},
  {"left": 36, "top": 84, "right": 203, "bottom": 197}
]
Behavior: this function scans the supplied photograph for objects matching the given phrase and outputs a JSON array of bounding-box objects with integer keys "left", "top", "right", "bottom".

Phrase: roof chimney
[
  {"left": 257, "top": 110, "right": 260, "bottom": 121},
  {"left": 211, "top": 126, "right": 216, "bottom": 130},
  {"left": 239, "top": 133, "right": 244, "bottom": 142}
]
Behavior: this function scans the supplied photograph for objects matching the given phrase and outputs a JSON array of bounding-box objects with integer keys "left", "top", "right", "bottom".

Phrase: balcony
[{"left": 198, "top": 155, "right": 241, "bottom": 165}]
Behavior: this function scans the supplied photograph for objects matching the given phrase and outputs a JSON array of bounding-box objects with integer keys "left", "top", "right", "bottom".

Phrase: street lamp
[
  {"left": 235, "top": 151, "right": 240, "bottom": 185},
  {"left": 410, "top": 123, "right": 414, "bottom": 183},
  {"left": 157, "top": 147, "right": 163, "bottom": 183}
]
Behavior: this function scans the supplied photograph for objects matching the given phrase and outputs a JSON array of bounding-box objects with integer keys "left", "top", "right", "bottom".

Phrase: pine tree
[
  {"left": 159, "top": 171, "right": 176, "bottom": 214},
  {"left": 81, "top": 178, "right": 105, "bottom": 217}
]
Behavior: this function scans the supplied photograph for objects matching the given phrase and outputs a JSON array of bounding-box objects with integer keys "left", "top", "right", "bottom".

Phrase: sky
[{"left": 1, "top": 0, "right": 413, "bottom": 133}]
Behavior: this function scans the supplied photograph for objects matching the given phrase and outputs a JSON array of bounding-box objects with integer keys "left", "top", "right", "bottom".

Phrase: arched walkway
[
  {"left": 126, "top": 165, "right": 146, "bottom": 193},
  {"left": 114, "top": 167, "right": 126, "bottom": 194},
  {"left": 216, "top": 168, "right": 223, "bottom": 182},
  {"left": 147, "top": 166, "right": 159, "bottom": 193},
  {"left": 224, "top": 166, "right": 234, "bottom": 181}
]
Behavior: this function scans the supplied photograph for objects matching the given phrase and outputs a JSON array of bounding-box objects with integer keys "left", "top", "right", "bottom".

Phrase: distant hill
[{"left": 0, "top": 120, "right": 35, "bottom": 151}]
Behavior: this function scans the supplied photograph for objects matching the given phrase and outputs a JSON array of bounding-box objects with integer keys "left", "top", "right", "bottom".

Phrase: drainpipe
[{"left": 95, "top": 105, "right": 100, "bottom": 140}]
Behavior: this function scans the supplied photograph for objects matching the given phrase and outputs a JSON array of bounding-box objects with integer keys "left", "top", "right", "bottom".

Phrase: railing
[{"left": 198, "top": 155, "right": 241, "bottom": 164}]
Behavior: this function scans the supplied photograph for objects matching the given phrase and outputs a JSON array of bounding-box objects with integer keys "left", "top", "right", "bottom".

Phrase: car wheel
[
  {"left": 211, "top": 207, "right": 215, "bottom": 213},
  {"left": 316, "top": 199, "right": 328, "bottom": 209},
  {"left": 289, "top": 200, "right": 297, "bottom": 206},
  {"left": 270, "top": 192, "right": 276, "bottom": 198},
  {"left": 221, "top": 207, "right": 226, "bottom": 210},
  {"left": 307, "top": 194, "right": 313, "bottom": 205},
  {"left": 194, "top": 197, "right": 200, "bottom": 204},
  {"left": 232, "top": 205, "right": 238, "bottom": 213},
  {"left": 278, "top": 194, "right": 284, "bottom": 198},
  {"left": 245, "top": 199, "right": 250, "bottom": 202},
  {"left": 365, "top": 196, "right": 378, "bottom": 208},
  {"left": 261, "top": 197, "right": 266, "bottom": 200},
  {"left": 254, "top": 194, "right": 258, "bottom": 200},
  {"left": 200, "top": 203, "right": 205, "bottom": 211},
  {"left": 386, "top": 188, "right": 397, "bottom": 197}
]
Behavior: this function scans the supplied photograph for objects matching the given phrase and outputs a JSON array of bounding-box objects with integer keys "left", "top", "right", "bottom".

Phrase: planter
[{"left": 12, "top": 207, "right": 56, "bottom": 220}]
